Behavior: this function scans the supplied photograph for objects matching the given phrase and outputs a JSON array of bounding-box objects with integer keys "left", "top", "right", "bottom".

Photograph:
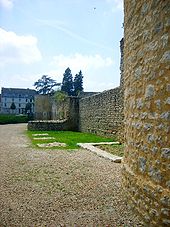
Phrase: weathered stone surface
[
  {"left": 163, "top": 219, "right": 170, "bottom": 225},
  {"left": 161, "top": 51, "right": 170, "bottom": 62},
  {"left": 32, "top": 133, "right": 49, "bottom": 136},
  {"left": 33, "top": 88, "right": 124, "bottom": 139},
  {"left": 161, "top": 148, "right": 170, "bottom": 159},
  {"left": 123, "top": 0, "right": 170, "bottom": 226},
  {"left": 28, "top": 120, "right": 69, "bottom": 131},
  {"left": 139, "top": 157, "right": 147, "bottom": 173},
  {"left": 34, "top": 95, "right": 53, "bottom": 120},
  {"left": 34, "top": 96, "right": 79, "bottom": 131},
  {"left": 79, "top": 87, "right": 124, "bottom": 141},
  {"left": 160, "top": 112, "right": 170, "bottom": 120},
  {"left": 33, "top": 137, "right": 55, "bottom": 140},
  {"left": 37, "top": 142, "right": 66, "bottom": 148},
  {"left": 145, "top": 85, "right": 155, "bottom": 99}
]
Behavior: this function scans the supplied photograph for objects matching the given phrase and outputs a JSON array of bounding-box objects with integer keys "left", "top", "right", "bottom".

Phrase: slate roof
[{"left": 1, "top": 87, "right": 37, "bottom": 98}]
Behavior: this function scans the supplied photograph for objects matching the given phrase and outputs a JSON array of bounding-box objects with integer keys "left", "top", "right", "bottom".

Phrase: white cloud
[
  {"left": 0, "top": 53, "right": 118, "bottom": 92},
  {"left": 51, "top": 53, "right": 113, "bottom": 72},
  {"left": 49, "top": 53, "right": 115, "bottom": 91},
  {"left": 0, "top": 28, "right": 42, "bottom": 66},
  {"left": 0, "top": 0, "right": 13, "bottom": 10}
]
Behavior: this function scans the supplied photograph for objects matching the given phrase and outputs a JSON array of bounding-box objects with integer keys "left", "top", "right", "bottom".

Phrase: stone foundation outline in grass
[
  {"left": 28, "top": 130, "right": 114, "bottom": 150},
  {"left": 33, "top": 137, "right": 55, "bottom": 140},
  {"left": 32, "top": 133, "right": 49, "bottom": 136},
  {"left": 77, "top": 142, "right": 122, "bottom": 163},
  {"left": 37, "top": 142, "right": 67, "bottom": 148}
]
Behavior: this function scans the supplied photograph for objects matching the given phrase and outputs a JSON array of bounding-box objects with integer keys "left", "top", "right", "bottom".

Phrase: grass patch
[
  {"left": 0, "top": 114, "right": 29, "bottom": 124},
  {"left": 96, "top": 144, "right": 124, "bottom": 157},
  {"left": 27, "top": 130, "right": 115, "bottom": 149}
]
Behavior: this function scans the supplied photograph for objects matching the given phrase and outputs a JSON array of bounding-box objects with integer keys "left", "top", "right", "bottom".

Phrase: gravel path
[{"left": 0, "top": 124, "right": 143, "bottom": 227}]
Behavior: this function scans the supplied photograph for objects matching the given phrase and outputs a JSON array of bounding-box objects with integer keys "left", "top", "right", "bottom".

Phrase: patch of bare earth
[{"left": 0, "top": 124, "right": 144, "bottom": 226}]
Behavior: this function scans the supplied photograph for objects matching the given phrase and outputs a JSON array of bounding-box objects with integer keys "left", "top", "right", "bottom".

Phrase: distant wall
[
  {"left": 123, "top": 0, "right": 170, "bottom": 225},
  {"left": 52, "top": 98, "right": 70, "bottom": 120},
  {"left": 34, "top": 95, "right": 52, "bottom": 120},
  {"left": 28, "top": 120, "right": 68, "bottom": 131},
  {"left": 79, "top": 87, "right": 124, "bottom": 140},
  {"left": 34, "top": 89, "right": 124, "bottom": 138},
  {"left": 78, "top": 92, "right": 99, "bottom": 98},
  {"left": 33, "top": 96, "right": 79, "bottom": 131},
  {"left": 52, "top": 97, "right": 79, "bottom": 131}
]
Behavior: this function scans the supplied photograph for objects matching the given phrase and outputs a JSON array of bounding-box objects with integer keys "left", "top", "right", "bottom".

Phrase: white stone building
[{"left": 0, "top": 87, "right": 37, "bottom": 115}]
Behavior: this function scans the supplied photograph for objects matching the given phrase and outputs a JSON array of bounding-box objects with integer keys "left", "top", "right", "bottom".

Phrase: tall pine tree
[
  {"left": 74, "top": 70, "right": 83, "bottom": 96},
  {"left": 61, "top": 68, "right": 74, "bottom": 96}
]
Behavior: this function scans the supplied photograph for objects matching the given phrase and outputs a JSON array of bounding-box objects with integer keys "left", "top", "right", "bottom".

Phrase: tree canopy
[
  {"left": 61, "top": 68, "right": 83, "bottom": 96},
  {"left": 10, "top": 102, "right": 16, "bottom": 110},
  {"left": 61, "top": 68, "right": 74, "bottom": 96},
  {"left": 34, "top": 75, "right": 60, "bottom": 95},
  {"left": 25, "top": 102, "right": 32, "bottom": 113},
  {"left": 34, "top": 70, "right": 84, "bottom": 97},
  {"left": 74, "top": 70, "right": 83, "bottom": 96}
]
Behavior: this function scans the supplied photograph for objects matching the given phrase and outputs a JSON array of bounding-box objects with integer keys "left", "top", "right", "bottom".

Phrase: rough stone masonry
[{"left": 123, "top": 0, "right": 170, "bottom": 226}]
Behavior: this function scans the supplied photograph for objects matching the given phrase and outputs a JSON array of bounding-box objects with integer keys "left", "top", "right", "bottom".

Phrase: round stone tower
[{"left": 123, "top": 0, "right": 170, "bottom": 226}]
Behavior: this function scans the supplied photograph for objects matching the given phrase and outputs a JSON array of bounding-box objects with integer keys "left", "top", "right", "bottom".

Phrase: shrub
[{"left": 0, "top": 114, "right": 29, "bottom": 124}]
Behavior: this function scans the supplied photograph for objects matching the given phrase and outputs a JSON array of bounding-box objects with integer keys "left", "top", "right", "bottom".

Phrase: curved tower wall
[{"left": 123, "top": 0, "right": 170, "bottom": 225}]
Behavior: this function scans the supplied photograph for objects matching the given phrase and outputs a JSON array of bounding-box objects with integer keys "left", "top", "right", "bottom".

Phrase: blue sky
[{"left": 0, "top": 0, "right": 123, "bottom": 92}]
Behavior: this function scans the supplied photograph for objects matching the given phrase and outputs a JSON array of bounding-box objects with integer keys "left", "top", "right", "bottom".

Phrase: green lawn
[
  {"left": 0, "top": 114, "right": 29, "bottom": 124},
  {"left": 27, "top": 130, "right": 115, "bottom": 150}
]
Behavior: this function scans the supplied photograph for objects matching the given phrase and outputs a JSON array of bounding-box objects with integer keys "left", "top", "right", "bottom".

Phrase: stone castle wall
[
  {"left": 52, "top": 98, "right": 70, "bottom": 121},
  {"left": 31, "top": 96, "right": 79, "bottom": 131},
  {"left": 34, "top": 95, "right": 53, "bottom": 120},
  {"left": 27, "top": 120, "right": 68, "bottom": 131},
  {"left": 123, "top": 0, "right": 170, "bottom": 226},
  {"left": 52, "top": 97, "right": 79, "bottom": 131},
  {"left": 33, "top": 89, "right": 124, "bottom": 140},
  {"left": 79, "top": 87, "right": 124, "bottom": 140}
]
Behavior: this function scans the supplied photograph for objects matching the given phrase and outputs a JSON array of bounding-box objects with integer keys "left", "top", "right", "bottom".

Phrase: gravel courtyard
[{"left": 0, "top": 124, "right": 143, "bottom": 226}]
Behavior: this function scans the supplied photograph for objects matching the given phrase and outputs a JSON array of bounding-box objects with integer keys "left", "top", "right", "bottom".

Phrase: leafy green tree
[
  {"left": 25, "top": 102, "right": 34, "bottom": 119},
  {"left": 10, "top": 102, "right": 16, "bottom": 114},
  {"left": 25, "top": 102, "right": 32, "bottom": 114},
  {"left": 74, "top": 70, "right": 83, "bottom": 96},
  {"left": 34, "top": 75, "right": 60, "bottom": 95},
  {"left": 10, "top": 102, "right": 16, "bottom": 110},
  {"left": 54, "top": 90, "right": 68, "bottom": 103},
  {"left": 61, "top": 68, "right": 74, "bottom": 96}
]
